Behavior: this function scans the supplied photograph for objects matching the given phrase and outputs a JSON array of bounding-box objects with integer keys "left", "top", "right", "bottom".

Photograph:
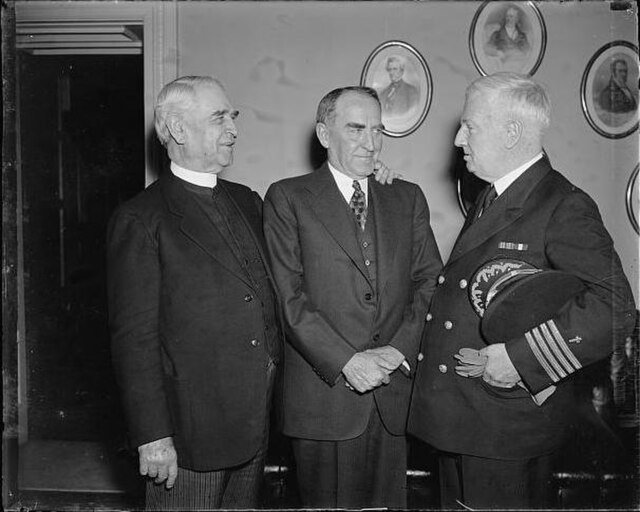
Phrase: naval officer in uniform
[{"left": 408, "top": 72, "right": 636, "bottom": 509}]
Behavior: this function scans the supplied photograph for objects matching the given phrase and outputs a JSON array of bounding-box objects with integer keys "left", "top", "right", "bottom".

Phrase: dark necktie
[
  {"left": 349, "top": 180, "right": 367, "bottom": 230},
  {"left": 477, "top": 185, "right": 497, "bottom": 219}
]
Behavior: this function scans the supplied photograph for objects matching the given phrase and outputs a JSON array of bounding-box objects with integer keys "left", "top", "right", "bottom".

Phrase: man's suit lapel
[
  {"left": 368, "top": 177, "right": 398, "bottom": 295},
  {"left": 218, "top": 180, "right": 280, "bottom": 288},
  {"left": 448, "top": 157, "right": 552, "bottom": 264},
  {"left": 161, "top": 173, "right": 253, "bottom": 288},
  {"left": 306, "top": 165, "right": 373, "bottom": 285}
]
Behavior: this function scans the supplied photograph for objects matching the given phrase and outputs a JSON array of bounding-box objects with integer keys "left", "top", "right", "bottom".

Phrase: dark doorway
[{"left": 17, "top": 53, "right": 144, "bottom": 496}]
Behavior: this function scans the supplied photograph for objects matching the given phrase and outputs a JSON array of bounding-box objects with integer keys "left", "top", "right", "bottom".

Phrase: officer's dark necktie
[
  {"left": 349, "top": 180, "right": 367, "bottom": 230},
  {"left": 477, "top": 185, "right": 497, "bottom": 219}
]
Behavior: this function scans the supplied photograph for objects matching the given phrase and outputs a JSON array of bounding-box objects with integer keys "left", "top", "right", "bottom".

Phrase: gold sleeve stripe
[
  {"left": 547, "top": 320, "right": 582, "bottom": 370},
  {"left": 532, "top": 327, "right": 568, "bottom": 379},
  {"left": 539, "top": 322, "right": 576, "bottom": 374},
  {"left": 525, "top": 330, "right": 560, "bottom": 382}
]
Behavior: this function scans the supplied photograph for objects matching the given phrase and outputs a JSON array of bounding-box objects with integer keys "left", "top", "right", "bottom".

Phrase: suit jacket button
[
  {"left": 372, "top": 333, "right": 380, "bottom": 341},
  {"left": 459, "top": 279, "right": 468, "bottom": 289},
  {"left": 365, "top": 292, "right": 373, "bottom": 301},
  {"left": 437, "top": 275, "right": 445, "bottom": 285},
  {"left": 364, "top": 259, "right": 371, "bottom": 266},
  {"left": 444, "top": 321, "right": 453, "bottom": 330},
  {"left": 426, "top": 313, "right": 433, "bottom": 322},
  {"left": 244, "top": 294, "right": 253, "bottom": 302},
  {"left": 438, "top": 364, "right": 447, "bottom": 373},
  {"left": 251, "top": 339, "right": 260, "bottom": 347},
  {"left": 417, "top": 352, "right": 424, "bottom": 362}
]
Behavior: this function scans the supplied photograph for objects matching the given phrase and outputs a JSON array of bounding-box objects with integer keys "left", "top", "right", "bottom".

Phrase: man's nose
[
  {"left": 362, "top": 130, "right": 376, "bottom": 151},
  {"left": 224, "top": 116, "right": 238, "bottom": 136},
  {"left": 454, "top": 127, "right": 465, "bottom": 147}
]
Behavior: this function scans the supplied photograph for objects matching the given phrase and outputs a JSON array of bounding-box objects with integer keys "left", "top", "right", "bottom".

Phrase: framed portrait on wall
[
  {"left": 360, "top": 41, "right": 432, "bottom": 138},
  {"left": 469, "top": 1, "right": 546, "bottom": 76},
  {"left": 580, "top": 41, "right": 639, "bottom": 139},
  {"left": 626, "top": 165, "right": 639, "bottom": 235}
]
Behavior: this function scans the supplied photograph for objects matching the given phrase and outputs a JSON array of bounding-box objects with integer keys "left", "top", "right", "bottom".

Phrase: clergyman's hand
[
  {"left": 373, "top": 160, "right": 403, "bottom": 185},
  {"left": 342, "top": 352, "right": 391, "bottom": 393},
  {"left": 138, "top": 436, "right": 178, "bottom": 489}
]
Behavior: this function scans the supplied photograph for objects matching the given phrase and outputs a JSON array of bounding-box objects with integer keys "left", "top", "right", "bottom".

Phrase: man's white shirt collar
[
  {"left": 171, "top": 161, "right": 218, "bottom": 188},
  {"left": 328, "top": 163, "right": 368, "bottom": 205},
  {"left": 493, "top": 152, "right": 543, "bottom": 196}
]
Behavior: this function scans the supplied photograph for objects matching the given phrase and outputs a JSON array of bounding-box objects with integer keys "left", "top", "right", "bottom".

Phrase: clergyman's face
[
  {"left": 454, "top": 91, "right": 506, "bottom": 182},
  {"left": 181, "top": 83, "right": 238, "bottom": 173},
  {"left": 317, "top": 92, "right": 384, "bottom": 180},
  {"left": 613, "top": 61, "right": 628, "bottom": 84},
  {"left": 386, "top": 61, "right": 404, "bottom": 83}
]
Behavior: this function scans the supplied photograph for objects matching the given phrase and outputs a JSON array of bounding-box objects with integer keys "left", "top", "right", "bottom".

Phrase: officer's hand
[
  {"left": 479, "top": 344, "right": 521, "bottom": 388},
  {"left": 373, "top": 160, "right": 403, "bottom": 185},
  {"left": 138, "top": 436, "right": 178, "bottom": 489}
]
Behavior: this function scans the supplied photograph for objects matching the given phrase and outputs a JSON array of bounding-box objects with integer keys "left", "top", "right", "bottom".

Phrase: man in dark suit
[
  {"left": 263, "top": 86, "right": 442, "bottom": 508},
  {"left": 409, "top": 72, "right": 636, "bottom": 509},
  {"left": 379, "top": 56, "right": 420, "bottom": 117},
  {"left": 107, "top": 76, "right": 280, "bottom": 509}
]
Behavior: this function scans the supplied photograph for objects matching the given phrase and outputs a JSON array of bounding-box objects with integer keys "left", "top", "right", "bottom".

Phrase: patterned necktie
[
  {"left": 349, "top": 180, "right": 367, "bottom": 230},
  {"left": 477, "top": 185, "right": 497, "bottom": 219}
]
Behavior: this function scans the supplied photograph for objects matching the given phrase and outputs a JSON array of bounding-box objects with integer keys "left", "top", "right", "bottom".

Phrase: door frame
[{"left": 4, "top": 1, "right": 177, "bottom": 505}]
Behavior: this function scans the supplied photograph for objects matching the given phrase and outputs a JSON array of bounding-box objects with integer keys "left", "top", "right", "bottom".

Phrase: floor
[
  {"left": 9, "top": 439, "right": 439, "bottom": 510},
  {"left": 6, "top": 434, "right": 639, "bottom": 511}
]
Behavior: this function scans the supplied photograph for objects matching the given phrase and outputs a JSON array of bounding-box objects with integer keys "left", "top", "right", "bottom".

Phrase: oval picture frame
[
  {"left": 469, "top": 1, "right": 547, "bottom": 77},
  {"left": 626, "top": 164, "right": 639, "bottom": 235},
  {"left": 580, "top": 40, "right": 639, "bottom": 139},
  {"left": 360, "top": 40, "right": 433, "bottom": 138}
]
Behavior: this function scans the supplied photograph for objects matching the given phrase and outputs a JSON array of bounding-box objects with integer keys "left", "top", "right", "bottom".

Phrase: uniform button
[
  {"left": 250, "top": 339, "right": 260, "bottom": 347},
  {"left": 417, "top": 352, "right": 424, "bottom": 362},
  {"left": 459, "top": 279, "right": 468, "bottom": 289},
  {"left": 372, "top": 333, "right": 380, "bottom": 342},
  {"left": 438, "top": 364, "right": 447, "bottom": 373},
  {"left": 426, "top": 313, "right": 433, "bottom": 322},
  {"left": 362, "top": 241, "right": 369, "bottom": 248},
  {"left": 437, "top": 275, "right": 445, "bottom": 285},
  {"left": 444, "top": 321, "right": 453, "bottom": 330},
  {"left": 364, "top": 259, "right": 371, "bottom": 266},
  {"left": 244, "top": 294, "right": 253, "bottom": 302},
  {"left": 365, "top": 292, "right": 373, "bottom": 301}
]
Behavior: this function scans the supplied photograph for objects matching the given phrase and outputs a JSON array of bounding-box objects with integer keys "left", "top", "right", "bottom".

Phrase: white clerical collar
[
  {"left": 328, "top": 162, "right": 368, "bottom": 205},
  {"left": 171, "top": 161, "right": 218, "bottom": 188},
  {"left": 493, "top": 152, "right": 544, "bottom": 196}
]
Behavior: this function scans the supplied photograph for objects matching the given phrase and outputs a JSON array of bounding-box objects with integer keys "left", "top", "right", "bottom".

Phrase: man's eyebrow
[
  {"left": 210, "top": 108, "right": 238, "bottom": 117},
  {"left": 345, "top": 122, "right": 366, "bottom": 129}
]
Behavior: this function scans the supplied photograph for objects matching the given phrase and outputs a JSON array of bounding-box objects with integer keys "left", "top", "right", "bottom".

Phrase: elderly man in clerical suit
[
  {"left": 263, "top": 86, "right": 442, "bottom": 508},
  {"left": 409, "top": 72, "right": 636, "bottom": 509},
  {"left": 108, "top": 76, "right": 280, "bottom": 510}
]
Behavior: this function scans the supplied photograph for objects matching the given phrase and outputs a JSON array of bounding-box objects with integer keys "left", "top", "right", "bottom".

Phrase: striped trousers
[{"left": 145, "top": 361, "right": 275, "bottom": 510}]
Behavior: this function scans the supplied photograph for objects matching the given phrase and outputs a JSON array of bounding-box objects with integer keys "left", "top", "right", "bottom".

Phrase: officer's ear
[
  {"left": 166, "top": 113, "right": 187, "bottom": 145},
  {"left": 316, "top": 122, "right": 330, "bottom": 150},
  {"left": 505, "top": 119, "right": 523, "bottom": 150}
]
